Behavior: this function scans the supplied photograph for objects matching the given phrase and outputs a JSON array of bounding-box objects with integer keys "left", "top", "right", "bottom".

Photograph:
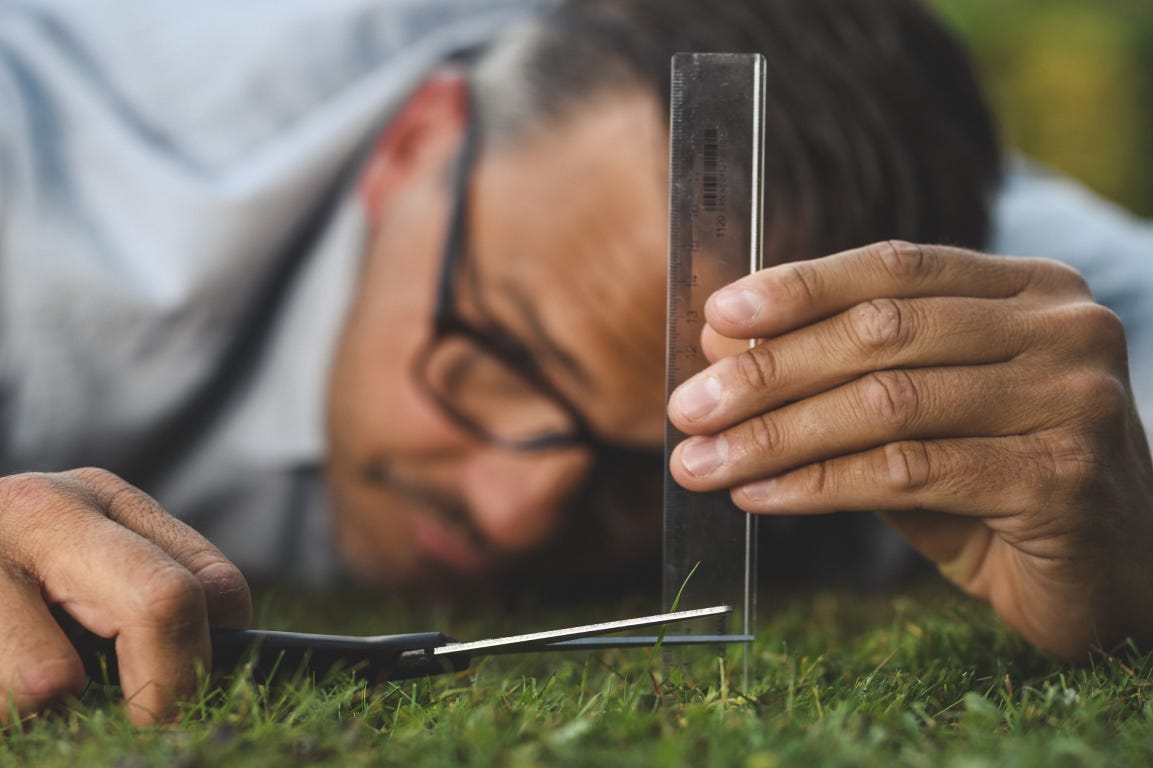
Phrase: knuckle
[
  {"left": 0, "top": 473, "right": 53, "bottom": 516},
  {"left": 189, "top": 555, "right": 246, "bottom": 589},
  {"left": 1087, "top": 303, "right": 1127, "bottom": 344},
  {"left": 11, "top": 656, "right": 86, "bottom": 710},
  {"left": 746, "top": 414, "right": 785, "bottom": 456},
  {"left": 0, "top": 474, "right": 79, "bottom": 570},
  {"left": 73, "top": 468, "right": 163, "bottom": 520},
  {"left": 778, "top": 261, "right": 821, "bottom": 307},
  {"left": 0, "top": 474, "right": 85, "bottom": 547},
  {"left": 881, "top": 441, "right": 932, "bottom": 492},
  {"left": 799, "top": 460, "right": 832, "bottom": 498},
  {"left": 0, "top": 469, "right": 123, "bottom": 524},
  {"left": 66, "top": 466, "right": 123, "bottom": 489},
  {"left": 1039, "top": 429, "right": 1105, "bottom": 501},
  {"left": 131, "top": 566, "right": 206, "bottom": 627},
  {"left": 1068, "top": 302, "right": 1128, "bottom": 355},
  {"left": 191, "top": 559, "right": 252, "bottom": 624},
  {"left": 874, "top": 240, "right": 929, "bottom": 280},
  {"left": 1068, "top": 369, "right": 1131, "bottom": 429},
  {"left": 735, "top": 344, "right": 782, "bottom": 391},
  {"left": 860, "top": 370, "right": 922, "bottom": 429},
  {"left": 847, "top": 298, "right": 907, "bottom": 352},
  {"left": 1033, "top": 257, "right": 1092, "bottom": 296}
]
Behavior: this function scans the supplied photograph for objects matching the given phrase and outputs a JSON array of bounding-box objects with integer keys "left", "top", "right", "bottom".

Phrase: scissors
[{"left": 76, "top": 605, "right": 751, "bottom": 686}]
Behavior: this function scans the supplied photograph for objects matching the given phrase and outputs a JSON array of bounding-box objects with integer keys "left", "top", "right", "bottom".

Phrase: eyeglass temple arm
[{"left": 433, "top": 84, "right": 482, "bottom": 327}]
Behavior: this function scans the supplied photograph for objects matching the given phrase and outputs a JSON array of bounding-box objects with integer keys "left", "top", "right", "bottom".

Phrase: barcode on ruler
[{"left": 702, "top": 127, "right": 720, "bottom": 212}]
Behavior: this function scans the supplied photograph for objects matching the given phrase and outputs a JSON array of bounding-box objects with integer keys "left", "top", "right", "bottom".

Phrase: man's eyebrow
[{"left": 496, "top": 281, "right": 594, "bottom": 390}]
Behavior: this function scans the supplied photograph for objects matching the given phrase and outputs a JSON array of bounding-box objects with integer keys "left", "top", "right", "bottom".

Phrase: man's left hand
[{"left": 667, "top": 241, "right": 1153, "bottom": 661}]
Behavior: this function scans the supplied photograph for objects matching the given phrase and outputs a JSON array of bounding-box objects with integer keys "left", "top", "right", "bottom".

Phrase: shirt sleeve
[
  {"left": 0, "top": 33, "right": 25, "bottom": 467},
  {"left": 0, "top": 0, "right": 541, "bottom": 582}
]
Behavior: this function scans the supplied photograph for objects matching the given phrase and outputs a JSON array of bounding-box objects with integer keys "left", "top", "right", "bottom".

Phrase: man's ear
[{"left": 358, "top": 72, "right": 469, "bottom": 225}]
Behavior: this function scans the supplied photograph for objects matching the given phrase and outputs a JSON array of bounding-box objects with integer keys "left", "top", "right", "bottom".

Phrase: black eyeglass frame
[{"left": 409, "top": 89, "right": 612, "bottom": 453}]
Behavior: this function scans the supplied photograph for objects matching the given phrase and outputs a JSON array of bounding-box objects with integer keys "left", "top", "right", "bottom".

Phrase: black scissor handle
[{"left": 76, "top": 629, "right": 467, "bottom": 686}]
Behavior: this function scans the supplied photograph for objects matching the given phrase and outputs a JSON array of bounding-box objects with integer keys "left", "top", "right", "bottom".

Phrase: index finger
[
  {"left": 69, "top": 468, "right": 252, "bottom": 631},
  {"left": 705, "top": 240, "right": 1087, "bottom": 339}
]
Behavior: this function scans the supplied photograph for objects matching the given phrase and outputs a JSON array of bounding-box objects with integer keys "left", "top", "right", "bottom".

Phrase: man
[{"left": 1, "top": 0, "right": 1151, "bottom": 725}]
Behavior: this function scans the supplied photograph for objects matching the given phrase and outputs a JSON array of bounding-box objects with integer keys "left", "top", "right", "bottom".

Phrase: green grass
[{"left": 5, "top": 581, "right": 1153, "bottom": 767}]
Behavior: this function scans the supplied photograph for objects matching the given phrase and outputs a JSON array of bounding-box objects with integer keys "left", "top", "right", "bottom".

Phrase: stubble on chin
[{"left": 325, "top": 448, "right": 665, "bottom": 600}]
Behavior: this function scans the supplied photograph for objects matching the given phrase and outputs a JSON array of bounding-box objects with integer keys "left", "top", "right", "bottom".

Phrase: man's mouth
[
  {"left": 362, "top": 459, "right": 496, "bottom": 577},
  {"left": 406, "top": 514, "right": 494, "bottom": 577}
]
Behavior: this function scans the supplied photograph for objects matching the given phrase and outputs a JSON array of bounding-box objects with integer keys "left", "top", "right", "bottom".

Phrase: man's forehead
[{"left": 472, "top": 90, "right": 668, "bottom": 271}]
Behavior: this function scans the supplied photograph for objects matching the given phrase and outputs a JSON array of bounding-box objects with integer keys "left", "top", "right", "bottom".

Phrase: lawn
[{"left": 3, "top": 581, "right": 1152, "bottom": 767}]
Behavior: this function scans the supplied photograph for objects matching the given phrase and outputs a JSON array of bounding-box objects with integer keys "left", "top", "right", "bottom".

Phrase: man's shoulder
[{"left": 1, "top": 0, "right": 544, "bottom": 170}]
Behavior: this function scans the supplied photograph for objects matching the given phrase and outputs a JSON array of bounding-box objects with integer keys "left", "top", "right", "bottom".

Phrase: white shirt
[{"left": 0, "top": 0, "right": 542, "bottom": 581}]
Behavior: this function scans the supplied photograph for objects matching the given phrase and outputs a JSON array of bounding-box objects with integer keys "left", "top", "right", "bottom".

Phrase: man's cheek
[{"left": 325, "top": 463, "right": 420, "bottom": 589}]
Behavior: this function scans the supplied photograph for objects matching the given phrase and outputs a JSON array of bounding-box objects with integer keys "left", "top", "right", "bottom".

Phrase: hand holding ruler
[{"left": 663, "top": 53, "right": 766, "bottom": 677}]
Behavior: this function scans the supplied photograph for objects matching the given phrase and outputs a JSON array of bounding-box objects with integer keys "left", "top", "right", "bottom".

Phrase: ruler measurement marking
[{"left": 663, "top": 54, "right": 766, "bottom": 679}]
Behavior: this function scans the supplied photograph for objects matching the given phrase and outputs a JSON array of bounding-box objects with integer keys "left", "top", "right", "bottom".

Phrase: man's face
[{"left": 326, "top": 84, "right": 670, "bottom": 591}]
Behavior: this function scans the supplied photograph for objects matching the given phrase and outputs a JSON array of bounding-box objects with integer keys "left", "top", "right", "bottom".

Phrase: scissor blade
[
  {"left": 433, "top": 605, "right": 732, "bottom": 657},
  {"left": 541, "top": 634, "right": 754, "bottom": 651}
]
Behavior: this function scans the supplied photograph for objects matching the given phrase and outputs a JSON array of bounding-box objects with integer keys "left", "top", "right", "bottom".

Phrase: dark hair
[{"left": 472, "top": 0, "right": 1002, "bottom": 260}]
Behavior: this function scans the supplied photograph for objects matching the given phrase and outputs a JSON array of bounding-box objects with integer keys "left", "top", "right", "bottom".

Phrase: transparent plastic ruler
[{"left": 663, "top": 53, "right": 765, "bottom": 675}]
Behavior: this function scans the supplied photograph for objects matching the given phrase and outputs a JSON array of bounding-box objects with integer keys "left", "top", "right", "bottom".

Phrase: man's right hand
[{"left": 0, "top": 468, "right": 251, "bottom": 725}]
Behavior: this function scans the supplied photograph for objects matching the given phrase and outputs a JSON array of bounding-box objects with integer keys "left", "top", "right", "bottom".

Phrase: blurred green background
[{"left": 929, "top": 0, "right": 1153, "bottom": 217}]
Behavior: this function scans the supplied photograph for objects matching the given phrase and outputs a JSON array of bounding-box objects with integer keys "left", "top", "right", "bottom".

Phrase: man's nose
[{"left": 458, "top": 448, "right": 594, "bottom": 553}]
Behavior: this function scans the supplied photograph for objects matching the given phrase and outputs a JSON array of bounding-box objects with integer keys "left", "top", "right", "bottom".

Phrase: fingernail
[
  {"left": 680, "top": 436, "right": 727, "bottom": 477},
  {"left": 673, "top": 375, "right": 722, "bottom": 422},
  {"left": 739, "top": 478, "right": 777, "bottom": 503},
  {"left": 711, "top": 288, "right": 763, "bottom": 325}
]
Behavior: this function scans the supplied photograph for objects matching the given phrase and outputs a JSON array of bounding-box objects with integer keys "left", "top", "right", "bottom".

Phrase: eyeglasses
[{"left": 410, "top": 94, "right": 606, "bottom": 453}]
